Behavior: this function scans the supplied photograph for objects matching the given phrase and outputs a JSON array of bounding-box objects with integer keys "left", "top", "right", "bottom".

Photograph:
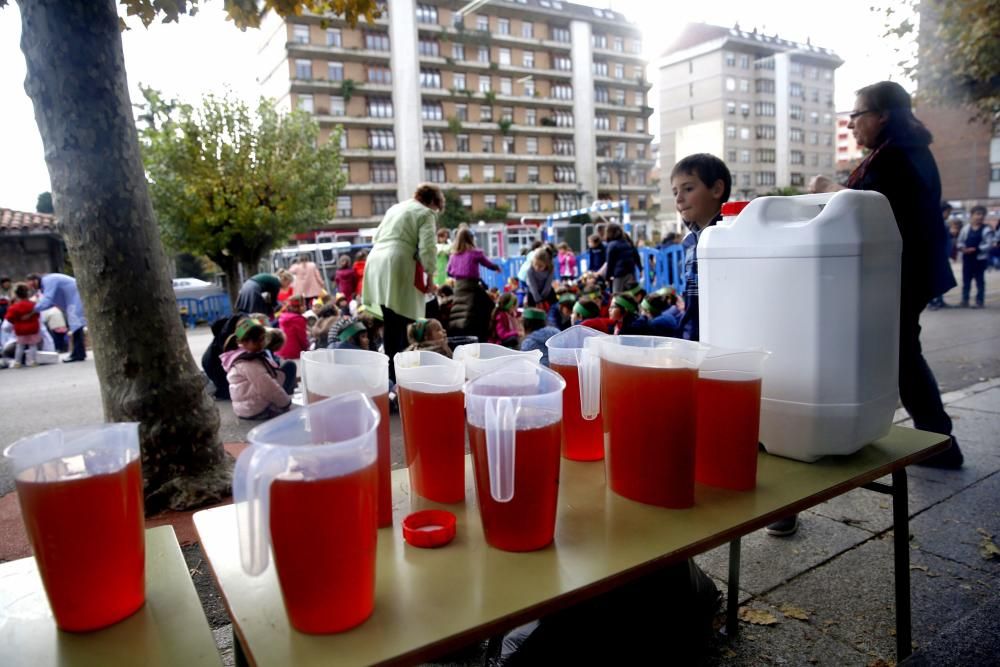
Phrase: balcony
[
  {"left": 424, "top": 150, "right": 576, "bottom": 164},
  {"left": 286, "top": 42, "right": 390, "bottom": 63},
  {"left": 416, "top": 54, "right": 572, "bottom": 82},
  {"left": 314, "top": 114, "right": 393, "bottom": 128},
  {"left": 341, "top": 182, "right": 398, "bottom": 193},
  {"left": 291, "top": 78, "right": 392, "bottom": 95},
  {"left": 436, "top": 182, "right": 579, "bottom": 193},
  {"left": 595, "top": 129, "right": 654, "bottom": 142},
  {"left": 421, "top": 118, "right": 574, "bottom": 136}
]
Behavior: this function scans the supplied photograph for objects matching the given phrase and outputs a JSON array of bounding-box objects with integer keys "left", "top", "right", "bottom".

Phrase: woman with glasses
[{"left": 809, "top": 80, "right": 961, "bottom": 469}]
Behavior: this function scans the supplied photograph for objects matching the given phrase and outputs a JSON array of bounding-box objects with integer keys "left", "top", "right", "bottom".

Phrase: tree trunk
[
  {"left": 17, "top": 0, "right": 232, "bottom": 514},
  {"left": 217, "top": 256, "right": 242, "bottom": 308}
]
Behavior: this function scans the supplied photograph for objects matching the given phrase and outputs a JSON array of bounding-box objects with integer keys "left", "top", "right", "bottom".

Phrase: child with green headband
[
  {"left": 328, "top": 317, "right": 370, "bottom": 351},
  {"left": 571, "top": 296, "right": 601, "bottom": 326},
  {"left": 404, "top": 318, "right": 452, "bottom": 358},
  {"left": 550, "top": 291, "right": 576, "bottom": 331},
  {"left": 520, "top": 307, "right": 560, "bottom": 366},
  {"left": 580, "top": 292, "right": 638, "bottom": 335},
  {"left": 488, "top": 292, "right": 521, "bottom": 348},
  {"left": 626, "top": 289, "right": 682, "bottom": 337},
  {"left": 221, "top": 318, "right": 293, "bottom": 419}
]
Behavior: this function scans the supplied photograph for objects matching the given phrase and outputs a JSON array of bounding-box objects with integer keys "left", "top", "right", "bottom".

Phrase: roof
[
  {"left": 0, "top": 208, "right": 59, "bottom": 235},
  {"left": 661, "top": 22, "right": 842, "bottom": 65}
]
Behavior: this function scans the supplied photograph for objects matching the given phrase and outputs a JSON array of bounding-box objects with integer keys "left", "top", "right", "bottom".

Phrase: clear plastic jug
[
  {"left": 4, "top": 423, "right": 144, "bottom": 632},
  {"left": 582, "top": 336, "right": 707, "bottom": 508},
  {"left": 463, "top": 360, "right": 566, "bottom": 551},
  {"left": 394, "top": 350, "right": 467, "bottom": 503},
  {"left": 695, "top": 348, "right": 770, "bottom": 491},
  {"left": 234, "top": 392, "right": 380, "bottom": 634},
  {"left": 453, "top": 342, "right": 542, "bottom": 380},
  {"left": 301, "top": 348, "right": 392, "bottom": 527},
  {"left": 545, "top": 325, "right": 608, "bottom": 461}
]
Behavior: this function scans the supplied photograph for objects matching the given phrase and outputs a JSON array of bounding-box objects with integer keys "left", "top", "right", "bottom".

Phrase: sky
[{"left": 0, "top": 0, "right": 914, "bottom": 212}]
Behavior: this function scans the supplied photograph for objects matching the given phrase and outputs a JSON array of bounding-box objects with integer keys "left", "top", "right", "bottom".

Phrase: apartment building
[
  {"left": 257, "top": 0, "right": 656, "bottom": 229},
  {"left": 656, "top": 23, "right": 842, "bottom": 210}
]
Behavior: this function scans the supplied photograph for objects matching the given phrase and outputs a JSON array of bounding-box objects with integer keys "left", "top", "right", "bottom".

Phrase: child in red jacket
[
  {"left": 277, "top": 295, "right": 310, "bottom": 360},
  {"left": 5, "top": 283, "right": 41, "bottom": 367}
]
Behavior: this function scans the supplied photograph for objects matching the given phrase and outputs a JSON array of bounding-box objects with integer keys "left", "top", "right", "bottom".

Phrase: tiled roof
[{"left": 0, "top": 208, "right": 58, "bottom": 234}]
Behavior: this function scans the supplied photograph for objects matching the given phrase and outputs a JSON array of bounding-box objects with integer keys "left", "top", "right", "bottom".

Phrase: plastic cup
[
  {"left": 394, "top": 350, "right": 466, "bottom": 503},
  {"left": 695, "top": 347, "right": 770, "bottom": 491},
  {"left": 4, "top": 424, "right": 144, "bottom": 632},
  {"left": 463, "top": 360, "right": 565, "bottom": 551},
  {"left": 234, "top": 392, "right": 380, "bottom": 634}
]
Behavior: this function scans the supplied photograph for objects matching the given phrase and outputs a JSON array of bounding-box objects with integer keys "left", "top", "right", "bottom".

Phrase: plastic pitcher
[
  {"left": 234, "top": 392, "right": 380, "bottom": 634},
  {"left": 463, "top": 360, "right": 566, "bottom": 551},
  {"left": 545, "top": 325, "right": 607, "bottom": 461},
  {"left": 582, "top": 336, "right": 707, "bottom": 508},
  {"left": 453, "top": 342, "right": 542, "bottom": 380},
  {"left": 394, "top": 350, "right": 466, "bottom": 503},
  {"left": 4, "top": 423, "right": 144, "bottom": 632},
  {"left": 301, "top": 348, "right": 392, "bottom": 527},
  {"left": 695, "top": 348, "right": 770, "bottom": 491}
]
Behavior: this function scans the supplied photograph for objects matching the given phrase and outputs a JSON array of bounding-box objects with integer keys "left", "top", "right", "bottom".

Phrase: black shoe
[
  {"left": 62, "top": 357, "right": 85, "bottom": 363},
  {"left": 765, "top": 514, "right": 799, "bottom": 537},
  {"left": 916, "top": 440, "right": 964, "bottom": 469}
]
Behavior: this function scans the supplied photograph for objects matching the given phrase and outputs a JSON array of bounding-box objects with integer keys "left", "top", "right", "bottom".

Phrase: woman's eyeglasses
[{"left": 848, "top": 109, "right": 875, "bottom": 120}]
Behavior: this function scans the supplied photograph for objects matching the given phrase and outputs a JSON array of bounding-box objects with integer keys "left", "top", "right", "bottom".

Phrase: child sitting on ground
[
  {"left": 329, "top": 317, "right": 369, "bottom": 350},
  {"left": 520, "top": 307, "right": 560, "bottom": 366},
  {"left": 571, "top": 296, "right": 601, "bottom": 326},
  {"left": 221, "top": 319, "right": 293, "bottom": 420},
  {"left": 627, "top": 289, "right": 682, "bottom": 337},
  {"left": 488, "top": 292, "right": 521, "bottom": 348},
  {"left": 404, "top": 318, "right": 452, "bottom": 358},
  {"left": 580, "top": 292, "right": 638, "bottom": 335},
  {"left": 4, "top": 283, "right": 42, "bottom": 368}
]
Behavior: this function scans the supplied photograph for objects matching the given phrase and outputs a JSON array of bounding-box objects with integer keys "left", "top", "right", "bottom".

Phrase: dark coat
[{"left": 604, "top": 239, "right": 640, "bottom": 279}]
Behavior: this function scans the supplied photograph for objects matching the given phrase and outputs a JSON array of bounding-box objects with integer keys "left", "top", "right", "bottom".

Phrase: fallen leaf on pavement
[
  {"left": 909, "top": 564, "right": 928, "bottom": 572},
  {"left": 980, "top": 536, "right": 1000, "bottom": 560},
  {"left": 739, "top": 607, "right": 779, "bottom": 626},
  {"left": 721, "top": 648, "right": 737, "bottom": 659},
  {"left": 779, "top": 604, "right": 810, "bottom": 621}
]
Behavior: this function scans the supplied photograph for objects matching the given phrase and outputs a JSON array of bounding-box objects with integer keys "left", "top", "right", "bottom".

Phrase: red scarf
[{"left": 846, "top": 138, "right": 890, "bottom": 189}]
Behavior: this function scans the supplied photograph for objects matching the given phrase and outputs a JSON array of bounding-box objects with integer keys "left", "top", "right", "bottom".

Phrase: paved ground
[{"left": 0, "top": 265, "right": 997, "bottom": 665}]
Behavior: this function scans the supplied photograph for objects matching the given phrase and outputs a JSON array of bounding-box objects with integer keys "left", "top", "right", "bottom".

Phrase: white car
[{"left": 172, "top": 278, "right": 224, "bottom": 300}]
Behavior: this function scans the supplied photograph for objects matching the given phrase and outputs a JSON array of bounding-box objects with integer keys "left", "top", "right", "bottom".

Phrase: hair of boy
[
  {"left": 970, "top": 205, "right": 987, "bottom": 216},
  {"left": 522, "top": 307, "right": 547, "bottom": 332},
  {"left": 265, "top": 328, "right": 285, "bottom": 351},
  {"left": 940, "top": 201, "right": 953, "bottom": 214},
  {"left": 588, "top": 233, "right": 602, "bottom": 246},
  {"left": 13, "top": 282, "right": 30, "bottom": 299},
  {"left": 670, "top": 153, "right": 732, "bottom": 204},
  {"left": 641, "top": 293, "right": 668, "bottom": 316},
  {"left": 611, "top": 293, "right": 638, "bottom": 315},
  {"left": 573, "top": 297, "right": 600, "bottom": 319}
]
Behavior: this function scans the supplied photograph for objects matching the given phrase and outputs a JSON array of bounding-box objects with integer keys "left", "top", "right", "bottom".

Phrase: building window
[
  {"left": 295, "top": 59, "right": 312, "bottom": 79},
  {"left": 371, "top": 195, "right": 395, "bottom": 217},
  {"left": 461, "top": 194, "right": 473, "bottom": 209},
  {"left": 522, "top": 21, "right": 533, "bottom": 38},
  {"left": 452, "top": 43, "right": 465, "bottom": 60},
  {"left": 482, "top": 135, "right": 494, "bottom": 153},
  {"left": 525, "top": 136, "right": 538, "bottom": 155},
  {"left": 756, "top": 171, "right": 776, "bottom": 186},
  {"left": 756, "top": 78, "right": 775, "bottom": 94},
  {"left": 330, "top": 96, "right": 345, "bottom": 115},
  {"left": 457, "top": 164, "right": 471, "bottom": 181},
  {"left": 613, "top": 36, "right": 624, "bottom": 52},
  {"left": 336, "top": 195, "right": 352, "bottom": 216},
  {"left": 365, "top": 32, "right": 390, "bottom": 51},
  {"left": 809, "top": 132, "right": 819, "bottom": 145},
  {"left": 790, "top": 128, "right": 804, "bottom": 143},
  {"left": 370, "top": 161, "right": 397, "bottom": 183},
  {"left": 523, "top": 79, "right": 535, "bottom": 97},
  {"left": 741, "top": 173, "right": 751, "bottom": 187},
  {"left": 554, "top": 56, "right": 572, "bottom": 71},
  {"left": 592, "top": 33, "right": 607, "bottom": 49},
  {"left": 739, "top": 149, "right": 750, "bottom": 163},
  {"left": 293, "top": 25, "right": 310, "bottom": 44},
  {"left": 791, "top": 61, "right": 803, "bottom": 75},
  {"left": 501, "top": 107, "right": 513, "bottom": 121},
  {"left": 483, "top": 194, "right": 498, "bottom": 209},
  {"left": 554, "top": 110, "right": 573, "bottom": 127},
  {"left": 368, "top": 128, "right": 394, "bottom": 149},
  {"left": 418, "top": 38, "right": 439, "bottom": 57},
  {"left": 523, "top": 50, "right": 534, "bottom": 68},
  {"left": 326, "top": 62, "right": 344, "bottom": 81},
  {"left": 479, "top": 75, "right": 491, "bottom": 92},
  {"left": 755, "top": 102, "right": 775, "bottom": 117},
  {"left": 553, "top": 138, "right": 574, "bottom": 155},
  {"left": 502, "top": 136, "right": 515, "bottom": 153},
  {"left": 739, "top": 78, "right": 750, "bottom": 92},
  {"left": 500, "top": 77, "right": 513, "bottom": 95},
  {"left": 595, "top": 86, "right": 609, "bottom": 103},
  {"left": 454, "top": 103, "right": 468, "bottom": 121},
  {"left": 594, "top": 114, "right": 610, "bottom": 130},
  {"left": 740, "top": 126, "right": 750, "bottom": 140},
  {"left": 421, "top": 102, "right": 443, "bottom": 120},
  {"left": 727, "top": 149, "right": 737, "bottom": 162},
  {"left": 738, "top": 54, "right": 749, "bottom": 69},
  {"left": 598, "top": 166, "right": 610, "bottom": 184},
  {"left": 593, "top": 61, "right": 608, "bottom": 77},
  {"left": 634, "top": 91, "right": 644, "bottom": 107},
  {"left": 420, "top": 68, "right": 441, "bottom": 88},
  {"left": 527, "top": 165, "right": 540, "bottom": 183},
  {"left": 416, "top": 3, "right": 437, "bottom": 24},
  {"left": 524, "top": 108, "right": 536, "bottom": 125},
  {"left": 616, "top": 116, "right": 627, "bottom": 132},
  {"left": 791, "top": 173, "right": 804, "bottom": 186},
  {"left": 724, "top": 51, "right": 736, "bottom": 67},
  {"left": 456, "top": 134, "right": 470, "bottom": 152},
  {"left": 506, "top": 195, "right": 518, "bottom": 210},
  {"left": 824, "top": 133, "right": 833, "bottom": 146},
  {"left": 615, "top": 142, "right": 626, "bottom": 159},
  {"left": 480, "top": 105, "right": 493, "bottom": 121},
  {"left": 529, "top": 195, "right": 541, "bottom": 212},
  {"left": 297, "top": 94, "right": 313, "bottom": 113},
  {"left": 636, "top": 117, "right": 645, "bottom": 132},
  {"left": 740, "top": 103, "right": 750, "bottom": 117},
  {"left": 423, "top": 131, "right": 444, "bottom": 151},
  {"left": 551, "top": 26, "right": 570, "bottom": 43},
  {"left": 483, "top": 164, "right": 495, "bottom": 180},
  {"left": 725, "top": 77, "right": 736, "bottom": 92},
  {"left": 756, "top": 125, "right": 775, "bottom": 140},
  {"left": 478, "top": 46, "right": 490, "bottom": 63},
  {"left": 636, "top": 144, "right": 646, "bottom": 159},
  {"left": 425, "top": 163, "right": 446, "bottom": 183},
  {"left": 756, "top": 148, "right": 776, "bottom": 163},
  {"left": 790, "top": 82, "right": 803, "bottom": 98},
  {"left": 476, "top": 15, "right": 489, "bottom": 31},
  {"left": 809, "top": 111, "right": 820, "bottom": 124},
  {"left": 552, "top": 84, "right": 573, "bottom": 100},
  {"left": 450, "top": 72, "right": 466, "bottom": 91},
  {"left": 367, "top": 97, "right": 393, "bottom": 118},
  {"left": 504, "top": 165, "right": 516, "bottom": 183},
  {"left": 726, "top": 125, "right": 737, "bottom": 139},
  {"left": 554, "top": 165, "right": 576, "bottom": 183},
  {"left": 614, "top": 63, "right": 625, "bottom": 79},
  {"left": 499, "top": 48, "right": 511, "bottom": 66},
  {"left": 326, "top": 28, "right": 341, "bottom": 47},
  {"left": 726, "top": 101, "right": 736, "bottom": 115},
  {"left": 498, "top": 18, "right": 510, "bottom": 35}
]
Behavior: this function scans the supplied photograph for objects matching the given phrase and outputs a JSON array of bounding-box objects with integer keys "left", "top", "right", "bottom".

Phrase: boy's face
[
  {"left": 672, "top": 171, "right": 725, "bottom": 227},
  {"left": 970, "top": 210, "right": 985, "bottom": 226},
  {"left": 358, "top": 332, "right": 370, "bottom": 350}
]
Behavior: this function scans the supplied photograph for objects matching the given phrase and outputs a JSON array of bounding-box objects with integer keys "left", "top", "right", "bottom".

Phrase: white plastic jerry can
[{"left": 698, "top": 191, "right": 902, "bottom": 462}]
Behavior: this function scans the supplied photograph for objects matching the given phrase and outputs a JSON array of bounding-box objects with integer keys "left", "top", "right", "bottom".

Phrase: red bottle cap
[
  {"left": 721, "top": 201, "right": 749, "bottom": 217},
  {"left": 402, "top": 510, "right": 457, "bottom": 548}
]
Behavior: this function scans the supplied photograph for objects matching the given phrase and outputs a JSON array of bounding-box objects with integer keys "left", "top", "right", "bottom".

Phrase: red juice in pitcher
[
  {"left": 308, "top": 390, "right": 392, "bottom": 527},
  {"left": 398, "top": 387, "right": 466, "bottom": 503},
  {"left": 550, "top": 363, "right": 604, "bottom": 461},
  {"left": 16, "top": 458, "right": 145, "bottom": 632},
  {"left": 269, "top": 463, "right": 377, "bottom": 634},
  {"left": 696, "top": 376, "right": 762, "bottom": 491},
  {"left": 603, "top": 360, "right": 697, "bottom": 508},
  {"left": 468, "top": 421, "right": 561, "bottom": 551}
]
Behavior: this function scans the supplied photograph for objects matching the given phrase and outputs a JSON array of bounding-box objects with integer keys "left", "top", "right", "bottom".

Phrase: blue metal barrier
[
  {"left": 176, "top": 294, "right": 233, "bottom": 328},
  {"left": 479, "top": 257, "right": 524, "bottom": 291},
  {"left": 638, "top": 246, "right": 685, "bottom": 294}
]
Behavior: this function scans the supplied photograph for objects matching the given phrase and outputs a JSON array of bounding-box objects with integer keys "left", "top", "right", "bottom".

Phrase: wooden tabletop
[
  {"left": 194, "top": 425, "right": 948, "bottom": 666},
  {"left": 0, "top": 525, "right": 221, "bottom": 667}
]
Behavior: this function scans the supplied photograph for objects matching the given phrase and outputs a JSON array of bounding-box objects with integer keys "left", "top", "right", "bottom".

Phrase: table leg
[
  {"left": 726, "top": 536, "right": 741, "bottom": 638},
  {"left": 892, "top": 469, "right": 912, "bottom": 660}
]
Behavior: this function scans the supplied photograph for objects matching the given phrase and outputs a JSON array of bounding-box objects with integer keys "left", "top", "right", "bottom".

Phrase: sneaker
[
  {"left": 11, "top": 361, "right": 21, "bottom": 369},
  {"left": 765, "top": 514, "right": 799, "bottom": 537},
  {"left": 26, "top": 361, "right": 38, "bottom": 367}
]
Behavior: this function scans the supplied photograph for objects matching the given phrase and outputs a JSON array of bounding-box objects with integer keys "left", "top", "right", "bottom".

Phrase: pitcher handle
[
  {"left": 484, "top": 396, "right": 519, "bottom": 503},
  {"left": 575, "top": 347, "right": 601, "bottom": 421},
  {"left": 234, "top": 445, "right": 290, "bottom": 576}
]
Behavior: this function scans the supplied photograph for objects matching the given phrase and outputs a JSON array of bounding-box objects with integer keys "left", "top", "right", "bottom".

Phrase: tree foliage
[
  {"left": 880, "top": 0, "right": 1000, "bottom": 121},
  {"left": 35, "top": 191, "right": 53, "bottom": 213},
  {"left": 139, "top": 87, "right": 345, "bottom": 297},
  {"left": 114, "top": 0, "right": 382, "bottom": 30},
  {"left": 438, "top": 189, "right": 469, "bottom": 230}
]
